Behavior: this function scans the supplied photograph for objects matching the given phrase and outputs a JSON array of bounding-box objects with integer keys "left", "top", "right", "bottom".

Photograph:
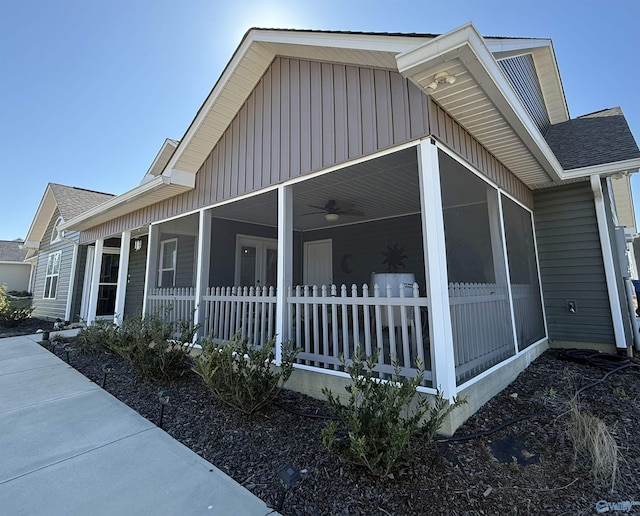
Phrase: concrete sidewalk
[{"left": 0, "top": 334, "right": 276, "bottom": 516}]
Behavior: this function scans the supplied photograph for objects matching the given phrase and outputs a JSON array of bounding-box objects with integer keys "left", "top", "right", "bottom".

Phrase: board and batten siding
[
  {"left": 124, "top": 236, "right": 148, "bottom": 318},
  {"left": 80, "top": 57, "right": 532, "bottom": 243},
  {"left": 32, "top": 209, "right": 80, "bottom": 321},
  {"left": 534, "top": 182, "right": 614, "bottom": 344},
  {"left": 498, "top": 54, "right": 550, "bottom": 135}
]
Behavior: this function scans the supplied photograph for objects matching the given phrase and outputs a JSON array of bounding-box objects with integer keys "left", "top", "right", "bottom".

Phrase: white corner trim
[{"left": 591, "top": 175, "right": 627, "bottom": 349}]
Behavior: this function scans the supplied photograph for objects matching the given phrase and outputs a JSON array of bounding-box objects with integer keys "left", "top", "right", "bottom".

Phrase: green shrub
[
  {"left": 0, "top": 285, "right": 34, "bottom": 327},
  {"left": 192, "top": 335, "right": 298, "bottom": 414},
  {"left": 75, "top": 320, "right": 120, "bottom": 354},
  {"left": 113, "top": 310, "right": 199, "bottom": 383},
  {"left": 321, "top": 347, "right": 466, "bottom": 477}
]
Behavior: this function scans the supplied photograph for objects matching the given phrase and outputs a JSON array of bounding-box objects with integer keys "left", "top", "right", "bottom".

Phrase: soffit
[{"left": 396, "top": 25, "right": 564, "bottom": 189}]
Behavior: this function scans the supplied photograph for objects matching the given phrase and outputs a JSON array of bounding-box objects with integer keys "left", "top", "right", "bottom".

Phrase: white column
[
  {"left": 142, "top": 224, "right": 159, "bottom": 316},
  {"left": 591, "top": 175, "right": 627, "bottom": 349},
  {"left": 275, "top": 184, "right": 293, "bottom": 365},
  {"left": 194, "top": 209, "right": 212, "bottom": 338},
  {"left": 417, "top": 139, "right": 457, "bottom": 400},
  {"left": 86, "top": 238, "right": 104, "bottom": 326},
  {"left": 113, "top": 231, "right": 131, "bottom": 325}
]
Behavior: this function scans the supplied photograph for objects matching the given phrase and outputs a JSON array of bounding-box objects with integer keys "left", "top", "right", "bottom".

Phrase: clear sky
[{"left": 1, "top": 0, "right": 638, "bottom": 240}]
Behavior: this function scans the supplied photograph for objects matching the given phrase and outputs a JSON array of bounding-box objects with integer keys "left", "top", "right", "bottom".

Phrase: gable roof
[
  {"left": 24, "top": 183, "right": 114, "bottom": 248},
  {"left": 0, "top": 240, "right": 28, "bottom": 263},
  {"left": 544, "top": 107, "right": 640, "bottom": 171},
  {"left": 61, "top": 24, "right": 639, "bottom": 233}
]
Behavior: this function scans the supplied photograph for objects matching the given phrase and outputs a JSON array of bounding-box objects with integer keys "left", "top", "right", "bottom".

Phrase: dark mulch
[
  {"left": 0, "top": 318, "right": 53, "bottom": 338},
  {"left": 47, "top": 341, "right": 640, "bottom": 515}
]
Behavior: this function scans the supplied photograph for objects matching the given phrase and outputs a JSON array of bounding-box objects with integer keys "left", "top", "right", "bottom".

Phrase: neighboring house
[
  {"left": 23, "top": 183, "right": 114, "bottom": 322},
  {"left": 0, "top": 240, "right": 30, "bottom": 292},
  {"left": 59, "top": 25, "right": 640, "bottom": 432}
]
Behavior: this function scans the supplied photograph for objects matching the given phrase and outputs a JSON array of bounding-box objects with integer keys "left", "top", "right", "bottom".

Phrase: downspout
[{"left": 590, "top": 175, "right": 628, "bottom": 351}]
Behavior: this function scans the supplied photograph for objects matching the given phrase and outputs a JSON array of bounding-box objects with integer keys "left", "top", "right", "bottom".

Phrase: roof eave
[
  {"left": 60, "top": 172, "right": 196, "bottom": 232},
  {"left": 560, "top": 157, "right": 640, "bottom": 181}
]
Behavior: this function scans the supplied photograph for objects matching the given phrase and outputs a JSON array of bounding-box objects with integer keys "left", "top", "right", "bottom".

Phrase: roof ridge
[{"left": 49, "top": 182, "right": 115, "bottom": 197}]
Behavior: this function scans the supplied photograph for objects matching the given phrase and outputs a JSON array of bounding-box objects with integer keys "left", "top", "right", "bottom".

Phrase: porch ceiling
[{"left": 212, "top": 147, "right": 421, "bottom": 231}]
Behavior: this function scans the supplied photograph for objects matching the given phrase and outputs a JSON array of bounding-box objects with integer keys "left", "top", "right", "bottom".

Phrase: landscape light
[
  {"left": 157, "top": 390, "right": 172, "bottom": 428},
  {"left": 101, "top": 362, "right": 113, "bottom": 388}
]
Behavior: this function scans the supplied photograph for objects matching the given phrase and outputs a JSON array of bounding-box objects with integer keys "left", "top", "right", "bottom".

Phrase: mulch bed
[
  {"left": 44, "top": 339, "right": 640, "bottom": 515},
  {"left": 0, "top": 318, "right": 53, "bottom": 338}
]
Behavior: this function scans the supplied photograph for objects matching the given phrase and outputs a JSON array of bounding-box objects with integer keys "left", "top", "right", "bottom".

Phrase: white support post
[
  {"left": 86, "top": 238, "right": 104, "bottom": 326},
  {"left": 275, "top": 184, "right": 293, "bottom": 365},
  {"left": 496, "top": 193, "right": 519, "bottom": 353},
  {"left": 417, "top": 139, "right": 457, "bottom": 401},
  {"left": 591, "top": 175, "right": 627, "bottom": 349},
  {"left": 194, "top": 209, "right": 212, "bottom": 338},
  {"left": 113, "top": 231, "right": 131, "bottom": 326},
  {"left": 142, "top": 224, "right": 160, "bottom": 316}
]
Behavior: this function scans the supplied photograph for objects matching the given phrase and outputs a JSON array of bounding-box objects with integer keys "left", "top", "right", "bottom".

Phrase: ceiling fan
[{"left": 304, "top": 199, "right": 365, "bottom": 222}]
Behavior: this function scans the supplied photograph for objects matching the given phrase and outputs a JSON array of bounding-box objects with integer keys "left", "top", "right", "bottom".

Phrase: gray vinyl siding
[
  {"left": 80, "top": 57, "right": 533, "bottom": 243},
  {"left": 124, "top": 236, "right": 147, "bottom": 318},
  {"left": 498, "top": 54, "right": 550, "bottom": 134},
  {"left": 533, "top": 182, "right": 614, "bottom": 343},
  {"left": 31, "top": 209, "right": 79, "bottom": 321}
]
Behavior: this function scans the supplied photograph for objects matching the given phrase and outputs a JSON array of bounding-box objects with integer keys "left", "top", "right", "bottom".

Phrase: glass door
[
  {"left": 235, "top": 236, "right": 277, "bottom": 288},
  {"left": 96, "top": 253, "right": 119, "bottom": 316}
]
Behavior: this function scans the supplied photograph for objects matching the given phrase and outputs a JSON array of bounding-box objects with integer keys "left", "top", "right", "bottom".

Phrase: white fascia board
[
  {"left": 396, "top": 23, "right": 565, "bottom": 184},
  {"left": 561, "top": 158, "right": 640, "bottom": 180},
  {"left": 485, "top": 37, "right": 551, "bottom": 53},
  {"left": 250, "top": 29, "right": 432, "bottom": 54},
  {"left": 22, "top": 240, "right": 40, "bottom": 250},
  {"left": 23, "top": 186, "right": 56, "bottom": 245},
  {"left": 166, "top": 168, "right": 196, "bottom": 187},
  {"left": 145, "top": 139, "right": 179, "bottom": 178},
  {"left": 0, "top": 260, "right": 31, "bottom": 265}
]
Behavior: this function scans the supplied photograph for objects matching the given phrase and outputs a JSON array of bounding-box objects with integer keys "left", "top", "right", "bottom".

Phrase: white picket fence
[
  {"left": 147, "top": 287, "right": 196, "bottom": 323},
  {"left": 201, "top": 286, "right": 276, "bottom": 347},
  {"left": 287, "top": 283, "right": 431, "bottom": 381},
  {"left": 448, "top": 282, "right": 515, "bottom": 383}
]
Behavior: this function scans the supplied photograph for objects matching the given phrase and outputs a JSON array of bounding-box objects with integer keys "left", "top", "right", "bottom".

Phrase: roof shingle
[
  {"left": 544, "top": 107, "right": 640, "bottom": 170},
  {"left": 0, "top": 240, "right": 27, "bottom": 262},
  {"left": 49, "top": 184, "right": 114, "bottom": 222}
]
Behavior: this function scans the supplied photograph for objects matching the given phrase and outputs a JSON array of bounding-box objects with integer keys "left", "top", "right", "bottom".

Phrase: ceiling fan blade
[
  {"left": 301, "top": 211, "right": 326, "bottom": 216},
  {"left": 308, "top": 204, "right": 328, "bottom": 211}
]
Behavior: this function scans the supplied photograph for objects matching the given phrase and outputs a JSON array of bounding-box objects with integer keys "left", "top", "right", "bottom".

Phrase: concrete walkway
[{"left": 0, "top": 334, "right": 276, "bottom": 516}]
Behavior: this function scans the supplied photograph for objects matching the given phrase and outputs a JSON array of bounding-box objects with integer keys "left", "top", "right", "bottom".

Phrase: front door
[
  {"left": 80, "top": 247, "right": 120, "bottom": 320},
  {"left": 235, "top": 235, "right": 277, "bottom": 288},
  {"left": 303, "top": 239, "right": 333, "bottom": 286}
]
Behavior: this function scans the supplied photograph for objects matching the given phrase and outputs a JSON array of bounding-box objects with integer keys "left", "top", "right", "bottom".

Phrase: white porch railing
[
  {"left": 147, "top": 287, "right": 196, "bottom": 323},
  {"left": 201, "top": 286, "right": 276, "bottom": 347},
  {"left": 448, "top": 282, "right": 515, "bottom": 384},
  {"left": 287, "top": 283, "right": 431, "bottom": 382}
]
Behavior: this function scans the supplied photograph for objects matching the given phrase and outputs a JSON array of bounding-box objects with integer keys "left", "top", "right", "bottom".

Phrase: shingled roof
[
  {"left": 0, "top": 240, "right": 27, "bottom": 262},
  {"left": 49, "top": 184, "right": 114, "bottom": 221},
  {"left": 544, "top": 107, "right": 640, "bottom": 170}
]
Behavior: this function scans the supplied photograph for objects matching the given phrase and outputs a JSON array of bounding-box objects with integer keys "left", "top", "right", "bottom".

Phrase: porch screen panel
[
  {"left": 502, "top": 196, "right": 545, "bottom": 349},
  {"left": 439, "top": 151, "right": 515, "bottom": 384}
]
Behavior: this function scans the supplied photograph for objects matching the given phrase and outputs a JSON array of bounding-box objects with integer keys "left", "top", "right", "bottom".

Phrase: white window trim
[
  {"left": 51, "top": 216, "right": 64, "bottom": 244},
  {"left": 159, "top": 238, "right": 177, "bottom": 287},
  {"left": 43, "top": 251, "right": 62, "bottom": 299}
]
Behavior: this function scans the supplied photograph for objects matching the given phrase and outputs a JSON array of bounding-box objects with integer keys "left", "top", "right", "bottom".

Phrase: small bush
[
  {"left": 113, "top": 310, "right": 199, "bottom": 383},
  {"left": 321, "top": 347, "right": 466, "bottom": 477},
  {"left": 0, "top": 285, "right": 34, "bottom": 327},
  {"left": 567, "top": 397, "right": 619, "bottom": 490},
  {"left": 75, "top": 320, "right": 119, "bottom": 354},
  {"left": 192, "top": 335, "right": 298, "bottom": 414}
]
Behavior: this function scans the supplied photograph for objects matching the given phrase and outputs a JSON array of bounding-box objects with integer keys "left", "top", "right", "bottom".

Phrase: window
[
  {"left": 159, "top": 239, "right": 177, "bottom": 287},
  {"left": 43, "top": 251, "right": 62, "bottom": 299},
  {"left": 51, "top": 217, "right": 64, "bottom": 244}
]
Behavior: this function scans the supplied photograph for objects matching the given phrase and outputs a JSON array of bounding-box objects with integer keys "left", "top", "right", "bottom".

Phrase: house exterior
[
  {"left": 23, "top": 183, "right": 114, "bottom": 322},
  {"left": 0, "top": 240, "right": 30, "bottom": 293},
  {"left": 58, "top": 24, "right": 640, "bottom": 432}
]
